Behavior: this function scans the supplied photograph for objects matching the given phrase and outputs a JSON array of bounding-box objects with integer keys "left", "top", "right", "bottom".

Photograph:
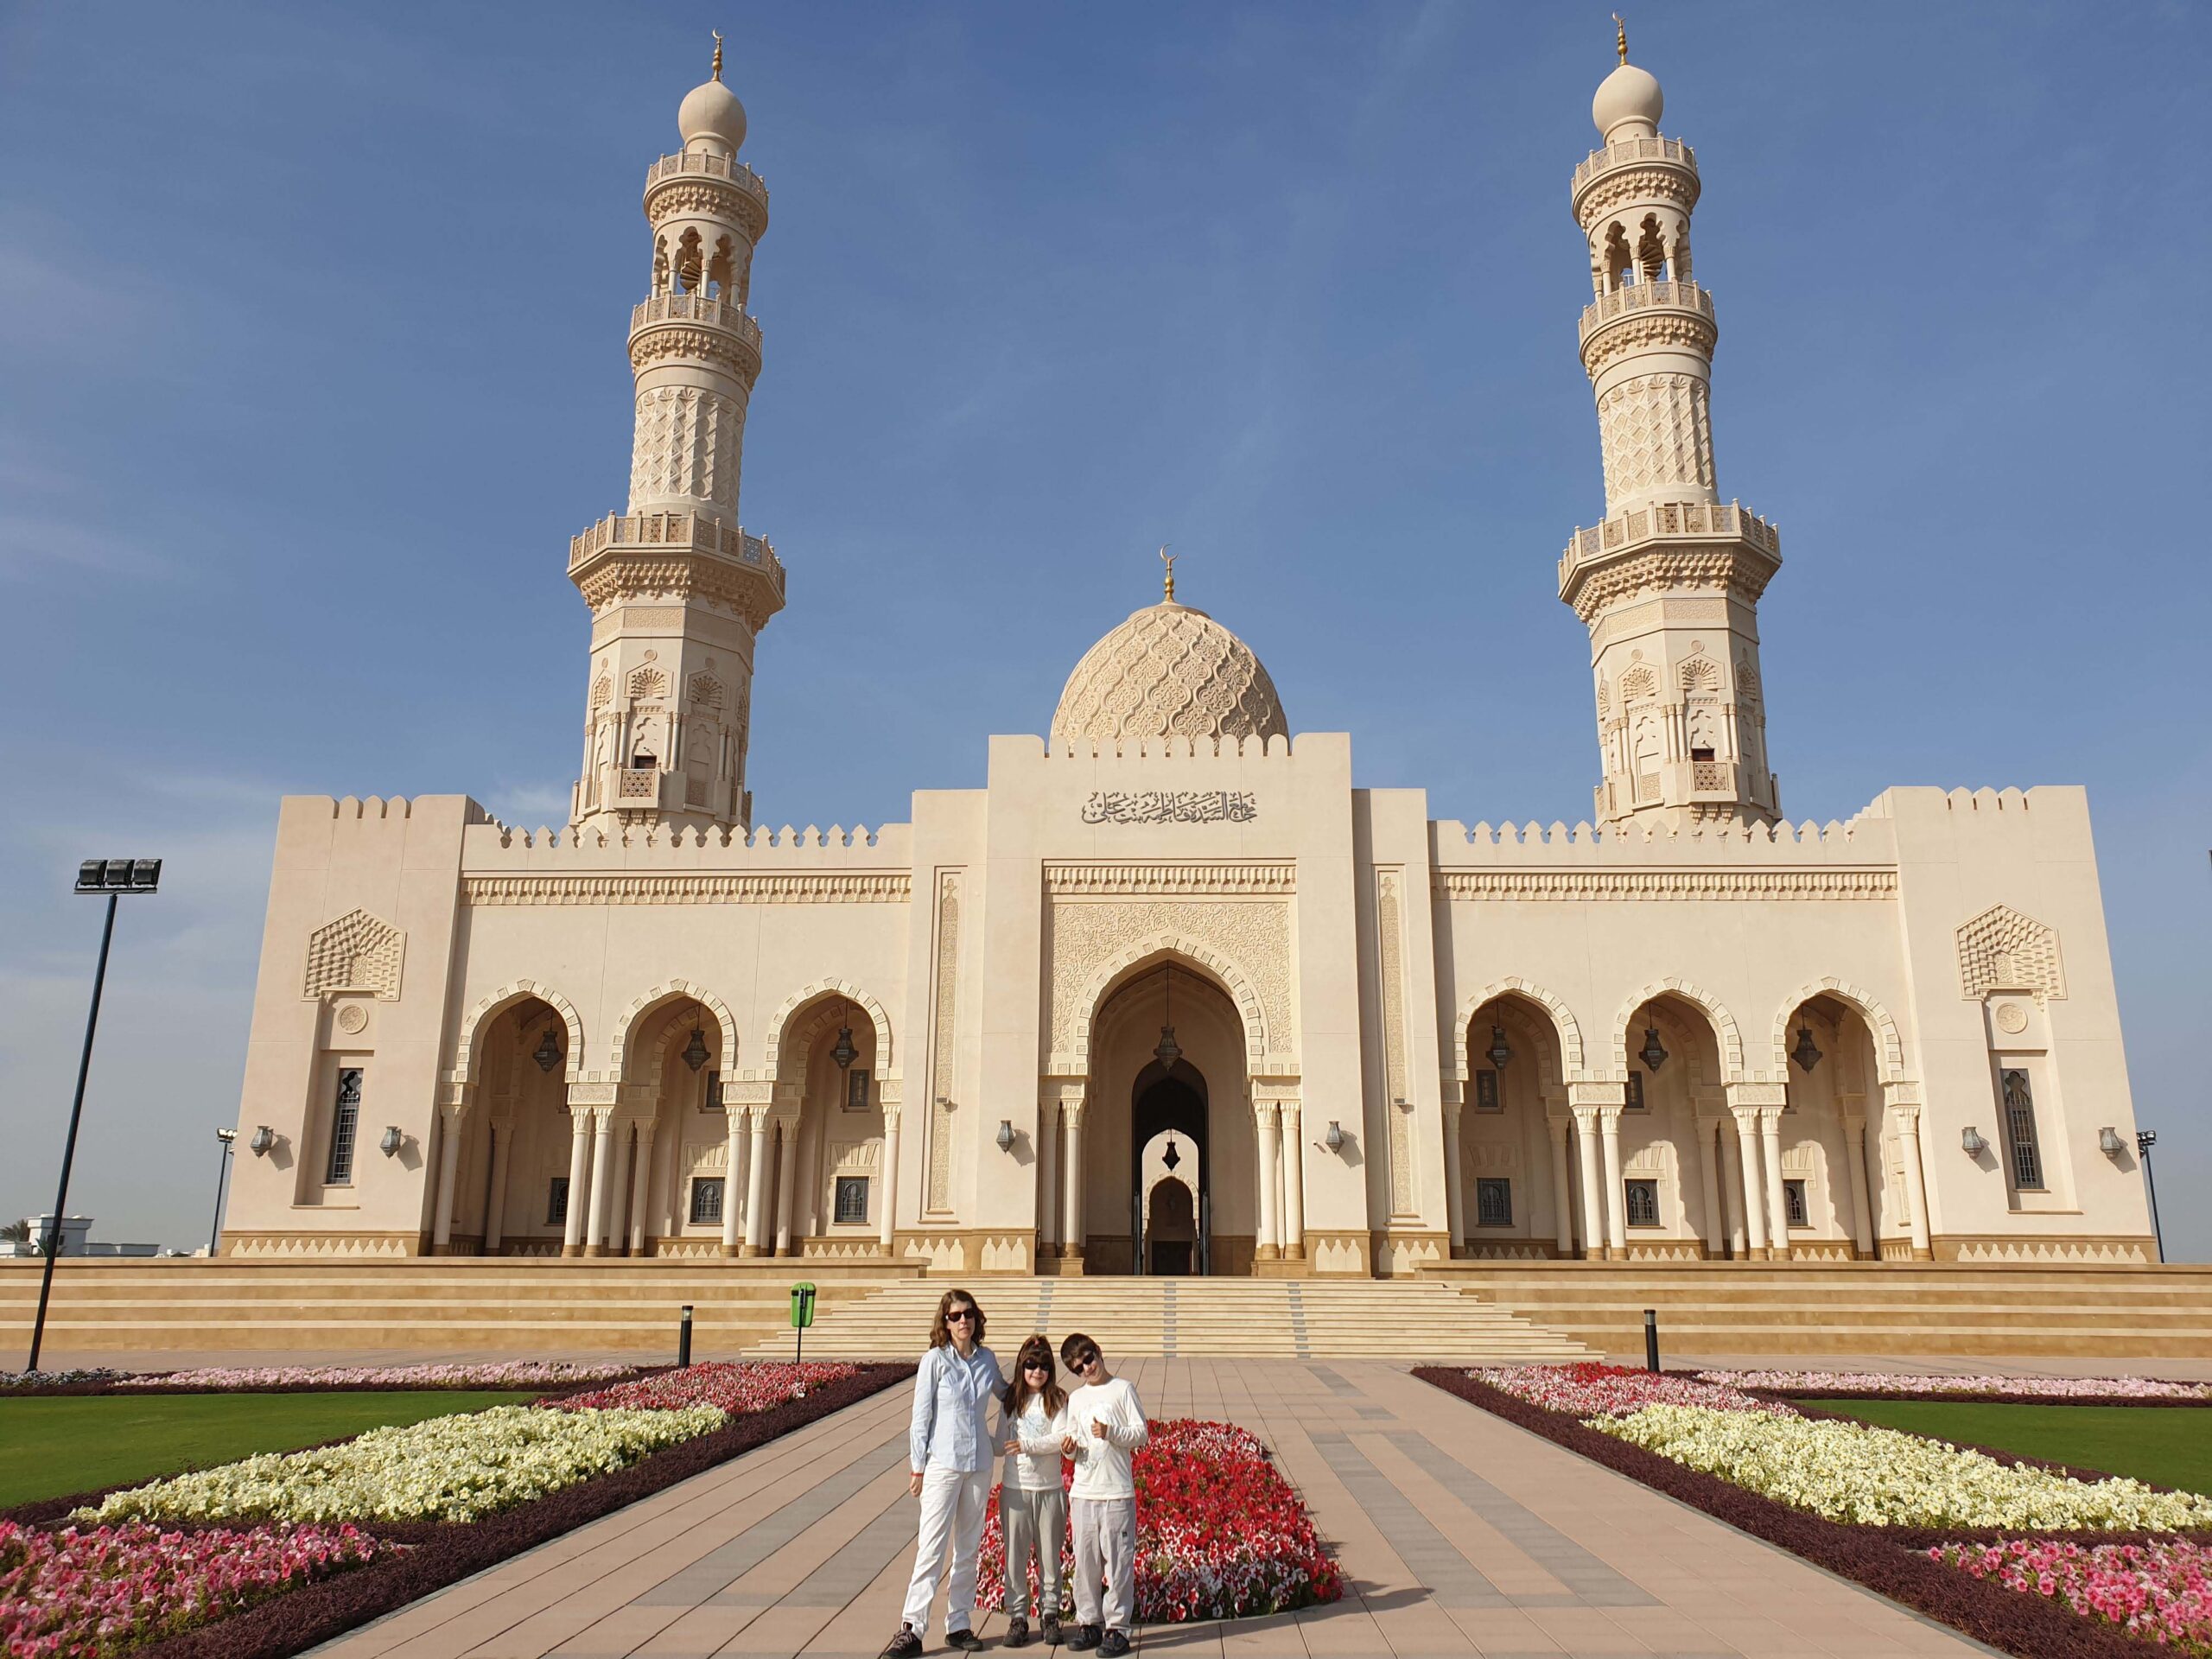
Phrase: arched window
[{"left": 1636, "top": 213, "right": 1669, "bottom": 283}]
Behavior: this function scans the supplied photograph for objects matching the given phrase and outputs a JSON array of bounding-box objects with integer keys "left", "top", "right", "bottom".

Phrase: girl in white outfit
[
  {"left": 997, "top": 1334, "right": 1072, "bottom": 1648},
  {"left": 882, "top": 1290, "right": 1000, "bottom": 1658}
]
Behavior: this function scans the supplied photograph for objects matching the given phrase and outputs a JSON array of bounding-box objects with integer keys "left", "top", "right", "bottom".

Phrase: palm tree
[{"left": 0, "top": 1219, "right": 28, "bottom": 1243}]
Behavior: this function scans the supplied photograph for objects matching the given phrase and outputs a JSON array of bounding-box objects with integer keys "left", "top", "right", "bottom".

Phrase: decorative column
[
  {"left": 742, "top": 1109, "right": 772, "bottom": 1257},
  {"left": 721, "top": 1106, "right": 747, "bottom": 1256},
  {"left": 628, "top": 1122, "right": 658, "bottom": 1255},
  {"left": 1036, "top": 1100, "right": 1059, "bottom": 1259},
  {"left": 562, "top": 1108, "right": 594, "bottom": 1256},
  {"left": 605, "top": 1124, "right": 636, "bottom": 1255},
  {"left": 1281, "top": 1104, "right": 1306, "bottom": 1262},
  {"left": 1255, "top": 1102, "right": 1282, "bottom": 1262},
  {"left": 1887, "top": 1085, "right": 1934, "bottom": 1260},
  {"left": 1758, "top": 1105, "right": 1789, "bottom": 1262},
  {"left": 1599, "top": 1106, "right": 1627, "bottom": 1260},
  {"left": 1571, "top": 1105, "right": 1605, "bottom": 1261},
  {"left": 1694, "top": 1114, "right": 1726, "bottom": 1259},
  {"left": 585, "top": 1112, "right": 618, "bottom": 1257},
  {"left": 1839, "top": 1110, "right": 1875, "bottom": 1260},
  {"left": 483, "top": 1120, "right": 512, "bottom": 1254},
  {"left": 431, "top": 1103, "right": 465, "bottom": 1255},
  {"left": 1548, "top": 1112, "right": 1575, "bottom": 1256},
  {"left": 1728, "top": 1106, "right": 1767, "bottom": 1258},
  {"left": 773, "top": 1116, "right": 799, "bottom": 1256},
  {"left": 1441, "top": 1096, "right": 1467, "bottom": 1258},
  {"left": 1061, "top": 1105, "right": 1086, "bottom": 1264},
  {"left": 878, "top": 1111, "right": 900, "bottom": 1256}
]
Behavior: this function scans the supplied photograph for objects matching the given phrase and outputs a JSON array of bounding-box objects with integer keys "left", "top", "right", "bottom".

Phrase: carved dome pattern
[{"left": 1052, "top": 601, "right": 1288, "bottom": 747}]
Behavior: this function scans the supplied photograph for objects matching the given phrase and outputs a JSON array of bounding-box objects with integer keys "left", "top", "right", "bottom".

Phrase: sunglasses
[
  {"left": 945, "top": 1308, "right": 977, "bottom": 1323},
  {"left": 1023, "top": 1361, "right": 1051, "bottom": 1373},
  {"left": 1071, "top": 1351, "right": 1100, "bottom": 1370}
]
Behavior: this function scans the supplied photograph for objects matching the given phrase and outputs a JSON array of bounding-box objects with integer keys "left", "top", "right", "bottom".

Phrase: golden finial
[
  {"left": 711, "top": 30, "right": 724, "bottom": 82},
  {"left": 1159, "top": 543, "right": 1177, "bottom": 603},
  {"left": 1614, "top": 14, "right": 1628, "bottom": 65}
]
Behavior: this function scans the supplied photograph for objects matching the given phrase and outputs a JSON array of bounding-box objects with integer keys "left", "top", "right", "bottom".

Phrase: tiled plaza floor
[{"left": 311, "top": 1360, "right": 1997, "bottom": 1659}]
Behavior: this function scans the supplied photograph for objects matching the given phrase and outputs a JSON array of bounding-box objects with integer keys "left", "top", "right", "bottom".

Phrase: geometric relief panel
[
  {"left": 1955, "top": 904, "right": 2065, "bottom": 1002},
  {"left": 302, "top": 908, "right": 405, "bottom": 1001}
]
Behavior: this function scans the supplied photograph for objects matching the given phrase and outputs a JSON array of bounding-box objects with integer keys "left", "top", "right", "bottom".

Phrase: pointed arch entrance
[{"left": 1132, "top": 1056, "right": 1208, "bottom": 1275}]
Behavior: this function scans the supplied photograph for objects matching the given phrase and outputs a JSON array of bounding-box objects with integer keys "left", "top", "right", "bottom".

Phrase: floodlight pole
[
  {"left": 26, "top": 892, "right": 118, "bottom": 1374},
  {"left": 210, "top": 1129, "right": 238, "bottom": 1258}
]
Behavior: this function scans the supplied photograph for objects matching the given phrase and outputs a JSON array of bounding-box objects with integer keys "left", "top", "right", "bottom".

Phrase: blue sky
[{"left": 2, "top": 3, "right": 2207, "bottom": 1261}]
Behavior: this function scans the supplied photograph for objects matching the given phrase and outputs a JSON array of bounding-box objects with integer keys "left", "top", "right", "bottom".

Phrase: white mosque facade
[{"left": 220, "top": 44, "right": 2157, "bottom": 1274}]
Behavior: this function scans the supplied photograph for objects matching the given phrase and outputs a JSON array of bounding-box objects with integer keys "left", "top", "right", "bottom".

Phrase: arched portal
[{"left": 1132, "top": 1057, "right": 1207, "bottom": 1275}]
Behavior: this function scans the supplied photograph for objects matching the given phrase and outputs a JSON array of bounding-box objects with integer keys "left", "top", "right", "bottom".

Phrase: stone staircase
[
  {"left": 742, "top": 1278, "right": 1594, "bottom": 1362},
  {"left": 1428, "top": 1261, "right": 2212, "bottom": 1360}
]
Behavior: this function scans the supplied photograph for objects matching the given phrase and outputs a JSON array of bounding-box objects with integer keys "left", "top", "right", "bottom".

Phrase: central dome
[{"left": 1052, "top": 600, "right": 1288, "bottom": 748}]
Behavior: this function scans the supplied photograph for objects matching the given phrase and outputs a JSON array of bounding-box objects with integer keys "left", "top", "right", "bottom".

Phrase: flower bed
[
  {"left": 546, "top": 1360, "right": 856, "bottom": 1414},
  {"left": 1475, "top": 1361, "right": 1796, "bottom": 1419},
  {"left": 976, "top": 1417, "right": 1339, "bottom": 1624},
  {"left": 1698, "top": 1370, "right": 2212, "bottom": 1407},
  {"left": 0, "top": 1518, "right": 386, "bottom": 1658},
  {"left": 3, "top": 1361, "right": 908, "bottom": 1659},
  {"left": 1, "top": 1361, "right": 651, "bottom": 1398},
  {"left": 1418, "top": 1365, "right": 2212, "bottom": 1659},
  {"left": 1935, "top": 1539, "right": 2212, "bottom": 1653}
]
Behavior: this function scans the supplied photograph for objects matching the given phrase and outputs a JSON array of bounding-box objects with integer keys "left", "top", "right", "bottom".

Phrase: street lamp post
[
  {"left": 2136, "top": 1128, "right": 2164, "bottom": 1263},
  {"left": 210, "top": 1128, "right": 238, "bottom": 1257},
  {"left": 25, "top": 858, "right": 161, "bottom": 1374}
]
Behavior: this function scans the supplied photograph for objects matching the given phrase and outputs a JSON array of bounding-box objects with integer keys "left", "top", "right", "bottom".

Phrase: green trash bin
[{"left": 790, "top": 1281, "right": 817, "bottom": 1363}]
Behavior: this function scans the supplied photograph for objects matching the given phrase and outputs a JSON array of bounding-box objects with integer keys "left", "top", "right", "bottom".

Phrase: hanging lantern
[
  {"left": 1161, "top": 1134, "right": 1182, "bottom": 1172},
  {"left": 1639, "top": 1023, "right": 1669, "bottom": 1071},
  {"left": 1486, "top": 1023, "right": 1513, "bottom": 1071},
  {"left": 682, "top": 1027, "right": 710, "bottom": 1072},
  {"left": 532, "top": 1028, "right": 563, "bottom": 1073},
  {"left": 1791, "top": 1024, "right": 1823, "bottom": 1072},
  {"left": 831, "top": 1002, "right": 858, "bottom": 1071}
]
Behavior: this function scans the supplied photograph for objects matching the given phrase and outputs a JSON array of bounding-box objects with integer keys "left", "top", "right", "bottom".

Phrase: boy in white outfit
[{"left": 1058, "top": 1332, "right": 1147, "bottom": 1657}]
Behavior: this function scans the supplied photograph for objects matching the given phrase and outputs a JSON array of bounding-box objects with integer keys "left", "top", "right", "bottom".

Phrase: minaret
[
  {"left": 1559, "top": 22, "right": 1781, "bottom": 829},
  {"left": 569, "top": 36, "right": 785, "bottom": 833}
]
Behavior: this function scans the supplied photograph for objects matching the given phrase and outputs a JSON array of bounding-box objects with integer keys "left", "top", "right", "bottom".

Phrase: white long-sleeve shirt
[
  {"left": 1004, "top": 1394, "right": 1073, "bottom": 1491},
  {"left": 1066, "top": 1376, "right": 1148, "bottom": 1500}
]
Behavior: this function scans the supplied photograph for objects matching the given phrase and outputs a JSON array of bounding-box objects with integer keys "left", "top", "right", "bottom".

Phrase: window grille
[
  {"left": 1624, "top": 1179, "right": 1659, "bottom": 1227},
  {"left": 1783, "top": 1178, "right": 1808, "bottom": 1229},
  {"left": 690, "top": 1177, "right": 725, "bottom": 1224},
  {"left": 1475, "top": 1178, "right": 1512, "bottom": 1227},
  {"left": 1474, "top": 1069, "right": 1500, "bottom": 1112},
  {"left": 546, "top": 1177, "right": 569, "bottom": 1225},
  {"left": 846, "top": 1069, "right": 872, "bottom": 1112},
  {"left": 2000, "top": 1068, "right": 2044, "bottom": 1190},
  {"left": 324, "top": 1068, "right": 362, "bottom": 1185},
  {"left": 1624, "top": 1071, "right": 1646, "bottom": 1110},
  {"left": 834, "top": 1176, "right": 868, "bottom": 1224},
  {"left": 704, "top": 1071, "right": 724, "bottom": 1111}
]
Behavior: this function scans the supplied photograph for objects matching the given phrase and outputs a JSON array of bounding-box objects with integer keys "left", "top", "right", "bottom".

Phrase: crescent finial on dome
[
  {"left": 1614, "top": 13, "right": 1628, "bottom": 65},
  {"left": 711, "top": 29, "right": 724, "bottom": 81},
  {"left": 1160, "top": 543, "right": 1176, "bottom": 603}
]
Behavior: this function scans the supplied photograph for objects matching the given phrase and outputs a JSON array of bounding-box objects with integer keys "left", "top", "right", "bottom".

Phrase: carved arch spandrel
[
  {"left": 608, "top": 980, "right": 738, "bottom": 1082},
  {"left": 761, "top": 980, "right": 896, "bottom": 1083},
  {"left": 1455, "top": 978, "right": 1587, "bottom": 1082},
  {"left": 1769, "top": 977, "right": 1906, "bottom": 1084},
  {"left": 1066, "top": 935, "right": 1270, "bottom": 1073},
  {"left": 449, "top": 981, "right": 586, "bottom": 1086},
  {"left": 1612, "top": 976, "right": 1744, "bottom": 1084}
]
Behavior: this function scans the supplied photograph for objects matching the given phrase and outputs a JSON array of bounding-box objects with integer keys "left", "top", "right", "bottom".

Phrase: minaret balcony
[
  {"left": 630, "top": 293, "right": 763, "bottom": 377},
  {"left": 569, "top": 510, "right": 786, "bottom": 631},
  {"left": 645, "top": 149, "right": 771, "bottom": 233},
  {"left": 1579, "top": 279, "right": 1713, "bottom": 346},
  {"left": 1571, "top": 134, "right": 1698, "bottom": 199},
  {"left": 1558, "top": 498, "right": 1780, "bottom": 616}
]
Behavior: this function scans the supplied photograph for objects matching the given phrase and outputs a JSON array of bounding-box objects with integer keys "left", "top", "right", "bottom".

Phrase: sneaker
[
  {"left": 879, "top": 1627, "right": 924, "bottom": 1659},
  {"left": 1007, "top": 1614, "right": 1031, "bottom": 1648},
  {"left": 1098, "top": 1630, "right": 1131, "bottom": 1657},
  {"left": 1041, "top": 1614, "right": 1063, "bottom": 1646},
  {"left": 946, "top": 1630, "right": 985, "bottom": 1653},
  {"left": 1068, "top": 1624, "right": 1103, "bottom": 1651}
]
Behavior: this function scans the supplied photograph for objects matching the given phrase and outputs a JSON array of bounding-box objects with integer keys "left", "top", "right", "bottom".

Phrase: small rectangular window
[
  {"left": 834, "top": 1175, "right": 869, "bottom": 1224},
  {"left": 324, "top": 1067, "right": 363, "bottom": 1185},
  {"left": 1624, "top": 1071, "right": 1646, "bottom": 1110},
  {"left": 1690, "top": 746, "right": 1716, "bottom": 762},
  {"left": 2001, "top": 1068, "right": 2044, "bottom": 1190},
  {"left": 690, "top": 1177, "right": 725, "bottom": 1225},
  {"left": 1473, "top": 1069, "right": 1501, "bottom": 1112},
  {"left": 546, "top": 1176, "right": 569, "bottom": 1225},
  {"left": 704, "top": 1071, "right": 724, "bottom": 1111},
  {"left": 845, "top": 1069, "right": 872, "bottom": 1112},
  {"left": 1475, "top": 1178, "right": 1512, "bottom": 1227},
  {"left": 1783, "top": 1178, "right": 1808, "bottom": 1229},
  {"left": 1624, "top": 1179, "right": 1660, "bottom": 1227}
]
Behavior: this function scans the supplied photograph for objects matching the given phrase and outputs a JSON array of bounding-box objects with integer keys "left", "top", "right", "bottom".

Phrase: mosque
[{"left": 219, "top": 35, "right": 2157, "bottom": 1278}]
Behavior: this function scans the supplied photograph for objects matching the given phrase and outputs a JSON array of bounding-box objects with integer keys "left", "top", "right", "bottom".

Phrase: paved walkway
[{"left": 315, "top": 1360, "right": 1992, "bottom": 1659}]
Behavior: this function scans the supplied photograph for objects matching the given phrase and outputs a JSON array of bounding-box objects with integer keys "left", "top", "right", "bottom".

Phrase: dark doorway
[{"left": 1131, "top": 1057, "right": 1208, "bottom": 1275}]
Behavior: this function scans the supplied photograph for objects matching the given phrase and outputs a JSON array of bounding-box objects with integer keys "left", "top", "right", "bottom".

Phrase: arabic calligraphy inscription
[{"left": 1082, "top": 791, "right": 1257, "bottom": 825}]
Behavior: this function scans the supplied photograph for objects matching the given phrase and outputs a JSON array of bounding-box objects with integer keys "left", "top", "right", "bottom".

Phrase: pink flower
[
  {"left": 1474, "top": 1363, "right": 1799, "bottom": 1419},
  {"left": 1934, "top": 1537, "right": 2212, "bottom": 1648},
  {"left": 543, "top": 1361, "right": 857, "bottom": 1414}
]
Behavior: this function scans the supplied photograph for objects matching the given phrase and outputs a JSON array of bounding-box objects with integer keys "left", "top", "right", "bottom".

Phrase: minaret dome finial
[
  {"left": 1614, "top": 14, "right": 1628, "bottom": 65},
  {"left": 711, "top": 30, "right": 724, "bottom": 81},
  {"left": 1160, "top": 544, "right": 1178, "bottom": 603}
]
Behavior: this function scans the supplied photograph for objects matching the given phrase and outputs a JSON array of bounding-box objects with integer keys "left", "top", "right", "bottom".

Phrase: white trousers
[
  {"left": 1071, "top": 1495, "right": 1137, "bottom": 1630},
  {"left": 900, "top": 1465, "right": 992, "bottom": 1637}
]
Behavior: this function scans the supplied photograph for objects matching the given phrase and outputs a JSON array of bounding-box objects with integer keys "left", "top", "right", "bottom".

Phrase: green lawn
[
  {"left": 0, "top": 1389, "right": 538, "bottom": 1509},
  {"left": 1807, "top": 1399, "right": 2212, "bottom": 1496}
]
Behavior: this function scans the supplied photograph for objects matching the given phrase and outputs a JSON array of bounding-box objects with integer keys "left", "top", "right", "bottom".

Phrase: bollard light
[
  {"left": 1643, "top": 1307, "right": 1661, "bottom": 1374},
  {"left": 678, "top": 1303, "right": 694, "bottom": 1368}
]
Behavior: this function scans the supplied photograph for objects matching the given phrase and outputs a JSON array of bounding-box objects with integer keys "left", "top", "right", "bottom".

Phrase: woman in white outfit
[{"left": 881, "top": 1288, "right": 1000, "bottom": 1658}]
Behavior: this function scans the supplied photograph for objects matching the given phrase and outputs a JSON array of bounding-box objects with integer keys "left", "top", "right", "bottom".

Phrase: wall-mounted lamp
[
  {"left": 379, "top": 1125, "right": 404, "bottom": 1158},
  {"left": 996, "top": 1118, "right": 1015, "bottom": 1153},
  {"left": 2099, "top": 1126, "right": 2126, "bottom": 1158},
  {"left": 1961, "top": 1125, "right": 1987, "bottom": 1157},
  {"left": 937, "top": 1096, "right": 953, "bottom": 1112},
  {"left": 249, "top": 1126, "right": 276, "bottom": 1157},
  {"left": 1324, "top": 1120, "right": 1345, "bottom": 1154},
  {"left": 532, "top": 1029, "right": 563, "bottom": 1073}
]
